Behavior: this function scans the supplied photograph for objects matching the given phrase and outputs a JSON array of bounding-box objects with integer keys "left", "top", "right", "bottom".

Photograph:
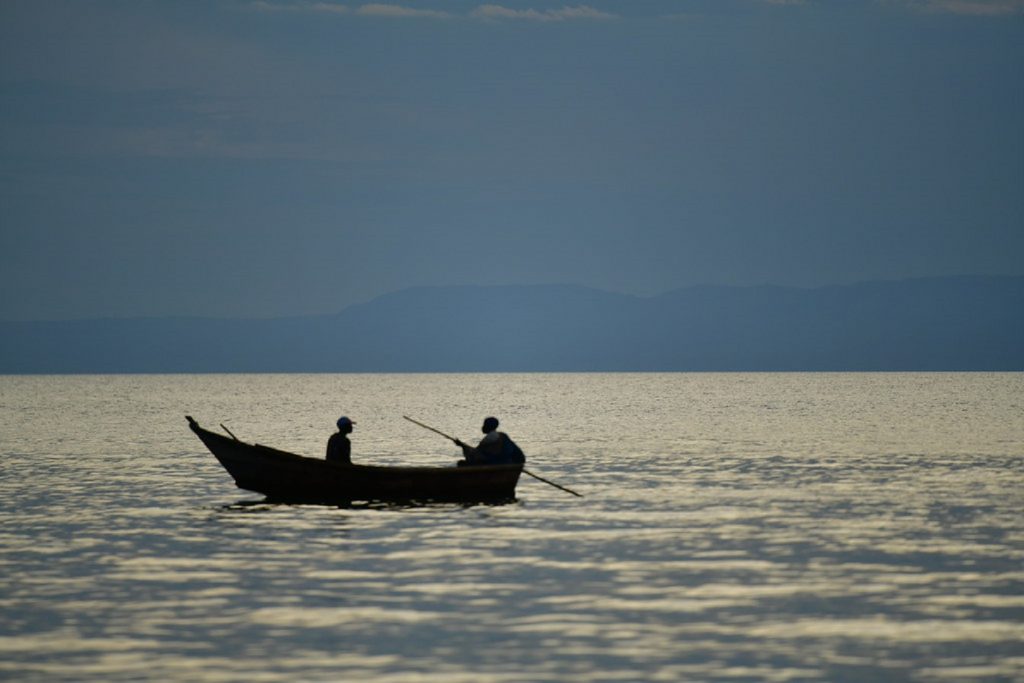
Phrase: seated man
[
  {"left": 455, "top": 416, "right": 525, "bottom": 466},
  {"left": 326, "top": 416, "right": 355, "bottom": 464}
]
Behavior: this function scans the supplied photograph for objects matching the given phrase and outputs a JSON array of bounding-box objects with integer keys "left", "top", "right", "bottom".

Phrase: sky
[{"left": 1, "top": 0, "right": 1022, "bottom": 320}]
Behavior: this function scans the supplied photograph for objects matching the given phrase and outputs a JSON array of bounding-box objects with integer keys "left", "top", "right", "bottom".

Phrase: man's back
[
  {"left": 326, "top": 432, "right": 351, "bottom": 464},
  {"left": 464, "top": 431, "right": 524, "bottom": 465}
]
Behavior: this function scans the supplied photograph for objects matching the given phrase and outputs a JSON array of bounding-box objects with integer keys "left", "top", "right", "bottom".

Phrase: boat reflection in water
[{"left": 187, "top": 416, "right": 522, "bottom": 505}]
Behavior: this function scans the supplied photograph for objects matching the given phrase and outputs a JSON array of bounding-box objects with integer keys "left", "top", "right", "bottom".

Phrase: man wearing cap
[
  {"left": 455, "top": 417, "right": 525, "bottom": 466},
  {"left": 326, "top": 416, "right": 356, "bottom": 465}
]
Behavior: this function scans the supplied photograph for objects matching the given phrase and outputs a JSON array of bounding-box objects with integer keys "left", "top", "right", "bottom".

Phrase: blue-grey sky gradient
[{"left": 2, "top": 0, "right": 1022, "bottom": 319}]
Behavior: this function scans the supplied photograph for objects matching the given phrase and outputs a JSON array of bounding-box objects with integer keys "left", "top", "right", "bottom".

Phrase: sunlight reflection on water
[{"left": 0, "top": 373, "right": 1022, "bottom": 681}]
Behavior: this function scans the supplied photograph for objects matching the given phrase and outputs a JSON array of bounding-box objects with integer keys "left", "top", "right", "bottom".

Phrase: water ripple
[{"left": 1, "top": 373, "right": 1022, "bottom": 681}]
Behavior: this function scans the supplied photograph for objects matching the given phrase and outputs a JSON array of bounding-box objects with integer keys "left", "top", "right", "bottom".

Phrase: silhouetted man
[
  {"left": 326, "top": 416, "right": 355, "bottom": 464},
  {"left": 455, "top": 416, "right": 525, "bottom": 466}
]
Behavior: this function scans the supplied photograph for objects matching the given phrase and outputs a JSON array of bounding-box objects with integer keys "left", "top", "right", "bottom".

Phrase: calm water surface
[{"left": 1, "top": 373, "right": 1022, "bottom": 681}]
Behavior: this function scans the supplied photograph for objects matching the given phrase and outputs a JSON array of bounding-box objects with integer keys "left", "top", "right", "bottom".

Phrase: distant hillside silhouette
[{"left": 1, "top": 276, "right": 1021, "bottom": 372}]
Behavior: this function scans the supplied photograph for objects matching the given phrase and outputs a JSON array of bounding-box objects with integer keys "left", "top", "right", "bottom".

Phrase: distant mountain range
[{"left": 2, "top": 276, "right": 1022, "bottom": 372}]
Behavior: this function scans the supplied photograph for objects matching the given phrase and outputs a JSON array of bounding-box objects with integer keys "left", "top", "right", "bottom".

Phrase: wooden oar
[
  {"left": 403, "top": 415, "right": 459, "bottom": 442},
  {"left": 403, "top": 415, "right": 583, "bottom": 497},
  {"left": 520, "top": 468, "right": 583, "bottom": 497}
]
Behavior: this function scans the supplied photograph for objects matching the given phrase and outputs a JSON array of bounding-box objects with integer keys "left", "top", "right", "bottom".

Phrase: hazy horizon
[
  {"left": 2, "top": 272, "right": 1019, "bottom": 323},
  {"left": 3, "top": 275, "right": 1020, "bottom": 372}
]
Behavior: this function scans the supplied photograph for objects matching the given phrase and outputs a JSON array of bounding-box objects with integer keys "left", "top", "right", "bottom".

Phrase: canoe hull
[{"left": 188, "top": 417, "right": 521, "bottom": 504}]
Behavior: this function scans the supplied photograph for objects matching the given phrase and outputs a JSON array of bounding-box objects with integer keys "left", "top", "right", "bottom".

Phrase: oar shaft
[
  {"left": 523, "top": 469, "right": 583, "bottom": 497},
  {"left": 403, "top": 415, "right": 459, "bottom": 442}
]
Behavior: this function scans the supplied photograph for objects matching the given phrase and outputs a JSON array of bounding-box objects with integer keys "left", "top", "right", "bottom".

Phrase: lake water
[{"left": 1, "top": 373, "right": 1022, "bottom": 682}]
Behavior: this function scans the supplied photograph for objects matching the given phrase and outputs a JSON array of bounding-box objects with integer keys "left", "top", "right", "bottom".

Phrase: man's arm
[{"left": 458, "top": 441, "right": 482, "bottom": 463}]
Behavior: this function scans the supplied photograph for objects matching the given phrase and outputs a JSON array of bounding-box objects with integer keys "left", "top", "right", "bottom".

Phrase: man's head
[
  {"left": 337, "top": 416, "right": 355, "bottom": 433},
  {"left": 482, "top": 416, "right": 499, "bottom": 434}
]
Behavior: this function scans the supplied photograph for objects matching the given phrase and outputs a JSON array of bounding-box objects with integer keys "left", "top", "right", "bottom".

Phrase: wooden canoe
[{"left": 187, "top": 416, "right": 522, "bottom": 504}]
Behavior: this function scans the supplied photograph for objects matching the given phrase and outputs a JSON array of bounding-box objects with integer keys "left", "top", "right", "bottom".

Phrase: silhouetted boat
[{"left": 187, "top": 416, "right": 521, "bottom": 504}]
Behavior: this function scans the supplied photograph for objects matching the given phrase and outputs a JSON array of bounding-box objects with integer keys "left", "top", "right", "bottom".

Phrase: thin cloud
[
  {"left": 471, "top": 4, "right": 617, "bottom": 22},
  {"left": 251, "top": 1, "right": 351, "bottom": 14},
  {"left": 250, "top": 1, "right": 451, "bottom": 18},
  {"left": 355, "top": 4, "right": 451, "bottom": 18},
  {"left": 889, "top": 0, "right": 1024, "bottom": 14},
  {"left": 252, "top": 2, "right": 615, "bottom": 21}
]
